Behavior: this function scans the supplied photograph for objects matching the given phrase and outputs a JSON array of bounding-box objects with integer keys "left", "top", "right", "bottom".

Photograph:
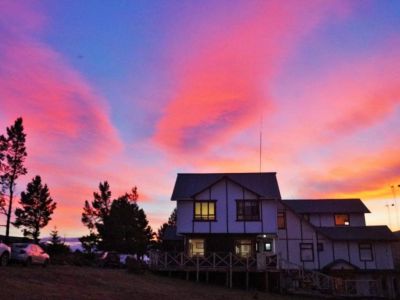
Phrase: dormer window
[{"left": 334, "top": 214, "right": 350, "bottom": 226}]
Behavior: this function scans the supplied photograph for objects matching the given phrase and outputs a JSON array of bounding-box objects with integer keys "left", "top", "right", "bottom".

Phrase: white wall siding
[
  {"left": 262, "top": 200, "right": 277, "bottom": 233},
  {"left": 176, "top": 200, "right": 193, "bottom": 234},
  {"left": 183, "top": 178, "right": 275, "bottom": 234},
  {"left": 310, "top": 213, "right": 366, "bottom": 227},
  {"left": 349, "top": 214, "right": 366, "bottom": 226}
]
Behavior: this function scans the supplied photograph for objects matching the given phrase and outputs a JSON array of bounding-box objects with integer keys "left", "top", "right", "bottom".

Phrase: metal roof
[
  {"left": 171, "top": 172, "right": 281, "bottom": 200},
  {"left": 283, "top": 199, "right": 370, "bottom": 214},
  {"left": 318, "top": 226, "right": 396, "bottom": 241}
]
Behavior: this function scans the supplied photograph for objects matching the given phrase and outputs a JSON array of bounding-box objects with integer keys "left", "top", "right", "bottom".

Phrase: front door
[{"left": 256, "top": 235, "right": 277, "bottom": 270}]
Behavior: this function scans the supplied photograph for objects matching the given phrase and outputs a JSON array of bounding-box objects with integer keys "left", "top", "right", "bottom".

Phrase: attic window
[
  {"left": 334, "top": 214, "right": 350, "bottom": 226},
  {"left": 194, "top": 201, "right": 216, "bottom": 221}
]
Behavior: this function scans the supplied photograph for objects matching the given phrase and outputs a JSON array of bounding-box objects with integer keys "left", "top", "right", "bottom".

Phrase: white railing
[{"left": 149, "top": 251, "right": 259, "bottom": 271}]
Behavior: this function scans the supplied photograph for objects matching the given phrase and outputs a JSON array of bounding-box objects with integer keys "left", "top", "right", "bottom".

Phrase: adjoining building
[{"left": 150, "top": 172, "right": 398, "bottom": 298}]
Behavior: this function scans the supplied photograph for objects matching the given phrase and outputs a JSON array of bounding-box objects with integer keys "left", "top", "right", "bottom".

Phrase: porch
[
  {"left": 149, "top": 251, "right": 390, "bottom": 298},
  {"left": 149, "top": 251, "right": 278, "bottom": 273}
]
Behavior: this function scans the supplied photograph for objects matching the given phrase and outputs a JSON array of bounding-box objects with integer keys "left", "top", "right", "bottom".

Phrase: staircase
[{"left": 278, "top": 258, "right": 383, "bottom": 298}]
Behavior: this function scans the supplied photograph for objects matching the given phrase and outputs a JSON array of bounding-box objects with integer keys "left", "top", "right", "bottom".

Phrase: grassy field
[{"left": 0, "top": 265, "right": 306, "bottom": 300}]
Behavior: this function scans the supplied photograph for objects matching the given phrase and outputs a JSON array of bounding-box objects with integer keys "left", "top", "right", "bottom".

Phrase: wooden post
[
  {"left": 229, "top": 252, "right": 233, "bottom": 288},
  {"left": 180, "top": 252, "right": 183, "bottom": 268},
  {"left": 206, "top": 271, "right": 209, "bottom": 283},
  {"left": 196, "top": 255, "right": 199, "bottom": 282},
  {"left": 246, "top": 256, "right": 249, "bottom": 290},
  {"left": 186, "top": 271, "right": 189, "bottom": 281},
  {"left": 246, "top": 271, "right": 249, "bottom": 290},
  {"left": 265, "top": 271, "right": 269, "bottom": 292},
  {"left": 213, "top": 252, "right": 216, "bottom": 270}
]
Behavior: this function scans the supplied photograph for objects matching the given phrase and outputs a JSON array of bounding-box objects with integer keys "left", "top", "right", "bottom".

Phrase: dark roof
[
  {"left": 171, "top": 173, "right": 281, "bottom": 200},
  {"left": 163, "top": 226, "right": 183, "bottom": 241},
  {"left": 318, "top": 226, "right": 396, "bottom": 241},
  {"left": 283, "top": 199, "right": 370, "bottom": 214}
]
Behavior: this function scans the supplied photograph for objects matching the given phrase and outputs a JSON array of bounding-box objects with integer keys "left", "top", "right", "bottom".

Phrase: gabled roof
[
  {"left": 283, "top": 199, "right": 370, "bottom": 214},
  {"left": 171, "top": 172, "right": 281, "bottom": 200},
  {"left": 318, "top": 226, "right": 396, "bottom": 241}
]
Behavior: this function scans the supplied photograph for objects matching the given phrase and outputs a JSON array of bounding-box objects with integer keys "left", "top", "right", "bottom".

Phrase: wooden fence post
[
  {"left": 196, "top": 255, "right": 199, "bottom": 282},
  {"left": 229, "top": 252, "right": 233, "bottom": 288}
]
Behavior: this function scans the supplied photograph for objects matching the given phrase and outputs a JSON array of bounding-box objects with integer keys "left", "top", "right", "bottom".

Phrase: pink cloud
[
  {"left": 153, "top": 1, "right": 352, "bottom": 155},
  {"left": 0, "top": 3, "right": 125, "bottom": 236}
]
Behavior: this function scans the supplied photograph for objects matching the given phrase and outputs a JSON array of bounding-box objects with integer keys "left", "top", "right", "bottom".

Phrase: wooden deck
[
  {"left": 149, "top": 251, "right": 386, "bottom": 298},
  {"left": 149, "top": 251, "right": 277, "bottom": 272}
]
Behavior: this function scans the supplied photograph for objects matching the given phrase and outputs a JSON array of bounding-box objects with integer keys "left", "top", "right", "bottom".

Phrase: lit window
[
  {"left": 236, "top": 200, "right": 260, "bottom": 221},
  {"left": 264, "top": 241, "right": 273, "bottom": 252},
  {"left": 359, "top": 243, "right": 373, "bottom": 261},
  {"left": 277, "top": 210, "right": 286, "bottom": 229},
  {"left": 194, "top": 201, "right": 216, "bottom": 221},
  {"left": 334, "top": 214, "right": 350, "bottom": 226},
  {"left": 300, "top": 243, "right": 314, "bottom": 261},
  {"left": 235, "top": 240, "right": 252, "bottom": 257},
  {"left": 188, "top": 239, "right": 205, "bottom": 257}
]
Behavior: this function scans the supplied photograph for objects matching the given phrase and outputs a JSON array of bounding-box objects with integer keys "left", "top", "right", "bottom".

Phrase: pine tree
[
  {"left": 0, "top": 118, "right": 27, "bottom": 241},
  {"left": 79, "top": 233, "right": 99, "bottom": 254},
  {"left": 80, "top": 181, "right": 112, "bottom": 252},
  {"left": 157, "top": 208, "right": 177, "bottom": 248},
  {"left": 81, "top": 181, "right": 112, "bottom": 233},
  {"left": 99, "top": 195, "right": 154, "bottom": 257},
  {"left": 46, "top": 227, "right": 70, "bottom": 255},
  {"left": 13, "top": 176, "right": 56, "bottom": 243}
]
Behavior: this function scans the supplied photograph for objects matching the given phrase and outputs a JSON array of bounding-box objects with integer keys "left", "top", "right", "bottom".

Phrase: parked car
[
  {"left": 11, "top": 243, "right": 50, "bottom": 266},
  {"left": 0, "top": 240, "right": 11, "bottom": 267}
]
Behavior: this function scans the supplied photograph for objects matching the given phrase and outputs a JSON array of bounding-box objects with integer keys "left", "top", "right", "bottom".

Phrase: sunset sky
[{"left": 1, "top": 0, "right": 400, "bottom": 238}]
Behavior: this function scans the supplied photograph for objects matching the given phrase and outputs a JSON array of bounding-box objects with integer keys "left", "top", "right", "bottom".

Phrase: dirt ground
[{"left": 0, "top": 265, "right": 307, "bottom": 300}]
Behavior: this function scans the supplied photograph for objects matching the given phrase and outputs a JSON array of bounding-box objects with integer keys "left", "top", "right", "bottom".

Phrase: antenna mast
[{"left": 259, "top": 114, "right": 263, "bottom": 173}]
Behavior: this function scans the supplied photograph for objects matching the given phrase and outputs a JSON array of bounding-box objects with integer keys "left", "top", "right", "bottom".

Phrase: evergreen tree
[
  {"left": 79, "top": 233, "right": 99, "bottom": 254},
  {"left": 99, "top": 195, "right": 154, "bottom": 258},
  {"left": 46, "top": 227, "right": 70, "bottom": 255},
  {"left": 81, "top": 181, "right": 112, "bottom": 233},
  {"left": 80, "top": 181, "right": 112, "bottom": 252},
  {"left": 157, "top": 208, "right": 177, "bottom": 247},
  {"left": 13, "top": 176, "right": 56, "bottom": 243},
  {"left": 0, "top": 118, "right": 27, "bottom": 241}
]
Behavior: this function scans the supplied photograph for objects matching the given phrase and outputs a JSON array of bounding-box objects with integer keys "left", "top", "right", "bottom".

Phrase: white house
[{"left": 160, "top": 172, "right": 398, "bottom": 297}]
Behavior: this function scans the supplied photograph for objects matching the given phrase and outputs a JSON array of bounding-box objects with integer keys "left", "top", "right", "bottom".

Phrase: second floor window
[
  {"left": 359, "top": 243, "right": 373, "bottom": 261},
  {"left": 237, "top": 200, "right": 260, "bottom": 221},
  {"left": 300, "top": 243, "right": 314, "bottom": 261},
  {"left": 194, "top": 201, "right": 216, "bottom": 221},
  {"left": 334, "top": 214, "right": 350, "bottom": 226},
  {"left": 277, "top": 210, "right": 286, "bottom": 229}
]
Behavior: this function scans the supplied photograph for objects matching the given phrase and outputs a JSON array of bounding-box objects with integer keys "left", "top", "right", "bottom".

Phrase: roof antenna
[{"left": 259, "top": 113, "right": 263, "bottom": 173}]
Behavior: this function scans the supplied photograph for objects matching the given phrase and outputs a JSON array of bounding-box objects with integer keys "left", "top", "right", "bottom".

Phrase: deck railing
[
  {"left": 150, "top": 251, "right": 384, "bottom": 298},
  {"left": 149, "top": 251, "right": 262, "bottom": 271}
]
